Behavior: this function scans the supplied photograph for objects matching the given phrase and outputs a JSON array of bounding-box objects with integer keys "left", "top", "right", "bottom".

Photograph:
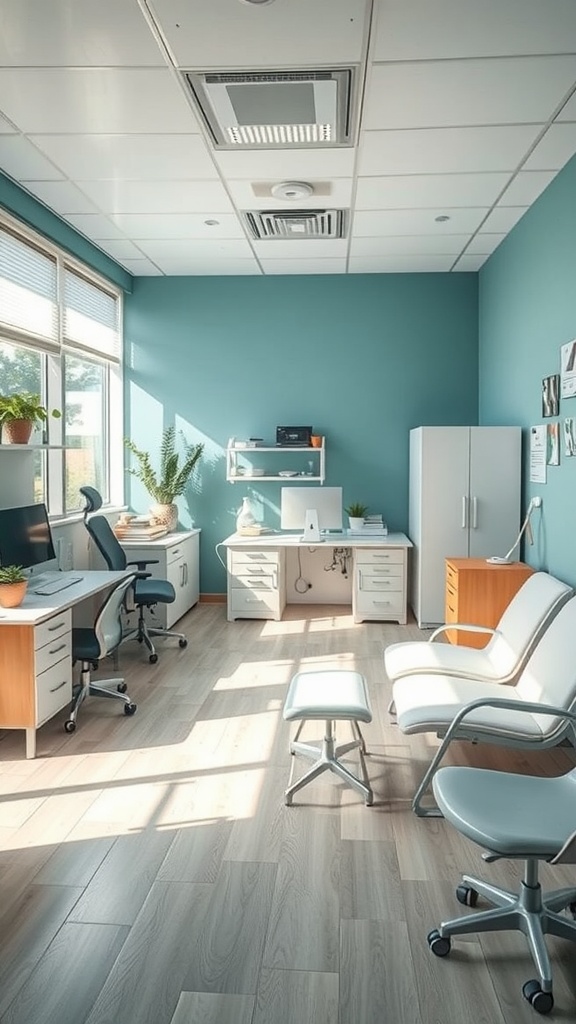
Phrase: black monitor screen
[{"left": 0, "top": 503, "right": 56, "bottom": 569}]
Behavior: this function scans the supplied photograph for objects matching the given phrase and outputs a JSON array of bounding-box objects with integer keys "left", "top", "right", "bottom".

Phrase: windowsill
[{"left": 49, "top": 505, "right": 128, "bottom": 528}]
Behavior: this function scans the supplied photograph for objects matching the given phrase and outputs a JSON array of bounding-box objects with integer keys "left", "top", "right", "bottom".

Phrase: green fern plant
[{"left": 124, "top": 426, "right": 204, "bottom": 504}]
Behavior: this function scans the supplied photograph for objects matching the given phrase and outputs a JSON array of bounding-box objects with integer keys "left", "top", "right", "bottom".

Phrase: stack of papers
[{"left": 113, "top": 515, "right": 168, "bottom": 540}]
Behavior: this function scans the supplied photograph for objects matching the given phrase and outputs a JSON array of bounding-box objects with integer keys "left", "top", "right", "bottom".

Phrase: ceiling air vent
[
  {"left": 243, "top": 209, "right": 347, "bottom": 240},
  {"left": 183, "top": 68, "right": 356, "bottom": 149}
]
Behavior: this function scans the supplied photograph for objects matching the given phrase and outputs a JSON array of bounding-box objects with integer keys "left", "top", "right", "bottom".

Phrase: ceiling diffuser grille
[
  {"left": 184, "top": 68, "right": 355, "bottom": 149},
  {"left": 244, "top": 209, "right": 347, "bottom": 240}
]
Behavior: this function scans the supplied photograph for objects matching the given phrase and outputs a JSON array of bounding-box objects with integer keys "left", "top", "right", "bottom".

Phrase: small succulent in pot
[
  {"left": 344, "top": 502, "right": 369, "bottom": 519},
  {"left": 0, "top": 564, "right": 28, "bottom": 608}
]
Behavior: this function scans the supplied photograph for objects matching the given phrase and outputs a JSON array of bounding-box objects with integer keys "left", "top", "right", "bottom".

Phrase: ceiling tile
[
  {"left": 372, "top": 0, "right": 576, "bottom": 60},
  {"left": 355, "top": 173, "right": 510, "bottom": 210},
  {"left": 30, "top": 134, "right": 217, "bottom": 181},
  {"left": 523, "top": 123, "right": 576, "bottom": 169},
  {"left": 498, "top": 170, "right": 557, "bottom": 205},
  {"left": 349, "top": 255, "right": 455, "bottom": 272},
  {"left": 0, "top": 0, "right": 164, "bottom": 66},
  {"left": 364, "top": 57, "right": 576, "bottom": 131},
  {"left": 557, "top": 93, "right": 576, "bottom": 121},
  {"left": 77, "top": 179, "right": 234, "bottom": 215},
  {"left": 0, "top": 113, "right": 16, "bottom": 133},
  {"left": 0, "top": 69, "right": 199, "bottom": 133},
  {"left": 63, "top": 214, "right": 129, "bottom": 240},
  {"left": 353, "top": 207, "right": 488, "bottom": 236},
  {"left": 151, "top": 0, "right": 368, "bottom": 67},
  {"left": 22, "top": 180, "right": 100, "bottom": 214},
  {"left": 150, "top": 258, "right": 260, "bottom": 276},
  {"left": 350, "top": 234, "right": 470, "bottom": 256},
  {"left": 96, "top": 240, "right": 146, "bottom": 260},
  {"left": 260, "top": 259, "right": 347, "bottom": 275},
  {"left": 465, "top": 233, "right": 506, "bottom": 255},
  {"left": 116, "top": 259, "right": 163, "bottom": 275},
  {"left": 0, "top": 136, "right": 65, "bottom": 180},
  {"left": 134, "top": 239, "right": 255, "bottom": 260},
  {"left": 480, "top": 206, "right": 527, "bottom": 233},
  {"left": 107, "top": 212, "right": 245, "bottom": 239},
  {"left": 359, "top": 125, "right": 543, "bottom": 176},
  {"left": 251, "top": 239, "right": 349, "bottom": 259},
  {"left": 226, "top": 178, "right": 354, "bottom": 210},
  {"left": 213, "top": 148, "right": 356, "bottom": 180},
  {"left": 453, "top": 254, "right": 490, "bottom": 271}
]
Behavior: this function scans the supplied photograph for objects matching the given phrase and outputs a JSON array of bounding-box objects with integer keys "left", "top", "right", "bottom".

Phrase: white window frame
[{"left": 0, "top": 209, "right": 124, "bottom": 516}]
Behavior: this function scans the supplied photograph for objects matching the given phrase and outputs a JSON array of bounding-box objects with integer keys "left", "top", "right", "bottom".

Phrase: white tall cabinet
[{"left": 409, "top": 426, "right": 522, "bottom": 628}]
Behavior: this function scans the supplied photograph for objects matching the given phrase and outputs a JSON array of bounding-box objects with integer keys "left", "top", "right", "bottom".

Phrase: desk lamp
[{"left": 486, "top": 496, "right": 541, "bottom": 564}]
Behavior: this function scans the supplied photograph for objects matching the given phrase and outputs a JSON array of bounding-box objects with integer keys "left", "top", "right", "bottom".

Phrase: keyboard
[{"left": 33, "top": 576, "right": 83, "bottom": 596}]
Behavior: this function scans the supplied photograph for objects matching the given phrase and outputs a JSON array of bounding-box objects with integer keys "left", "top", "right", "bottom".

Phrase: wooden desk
[
  {"left": 445, "top": 558, "right": 535, "bottom": 647},
  {"left": 0, "top": 570, "right": 128, "bottom": 757}
]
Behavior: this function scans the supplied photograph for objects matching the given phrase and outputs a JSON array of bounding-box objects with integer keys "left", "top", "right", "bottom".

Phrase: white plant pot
[{"left": 348, "top": 517, "right": 365, "bottom": 531}]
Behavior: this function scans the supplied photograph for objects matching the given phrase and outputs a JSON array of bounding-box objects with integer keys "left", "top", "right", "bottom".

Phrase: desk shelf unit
[{"left": 226, "top": 437, "right": 325, "bottom": 484}]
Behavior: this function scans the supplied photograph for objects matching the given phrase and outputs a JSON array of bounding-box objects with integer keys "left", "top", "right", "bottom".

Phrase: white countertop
[{"left": 222, "top": 531, "right": 412, "bottom": 548}]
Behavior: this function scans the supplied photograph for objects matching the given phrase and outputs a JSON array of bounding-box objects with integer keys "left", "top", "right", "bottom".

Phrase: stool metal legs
[{"left": 285, "top": 718, "right": 373, "bottom": 806}]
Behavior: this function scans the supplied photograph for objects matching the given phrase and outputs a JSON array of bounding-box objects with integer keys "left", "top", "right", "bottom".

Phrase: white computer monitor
[{"left": 280, "top": 486, "right": 343, "bottom": 542}]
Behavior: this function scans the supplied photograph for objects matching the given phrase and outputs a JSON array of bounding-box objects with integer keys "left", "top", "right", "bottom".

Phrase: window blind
[
  {"left": 0, "top": 226, "right": 58, "bottom": 346},
  {"left": 63, "top": 267, "right": 121, "bottom": 362}
]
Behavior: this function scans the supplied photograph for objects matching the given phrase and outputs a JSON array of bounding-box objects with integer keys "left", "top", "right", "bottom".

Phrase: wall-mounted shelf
[{"left": 226, "top": 437, "right": 325, "bottom": 484}]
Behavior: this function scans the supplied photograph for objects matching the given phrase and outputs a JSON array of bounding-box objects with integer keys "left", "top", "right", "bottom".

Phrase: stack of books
[
  {"left": 113, "top": 515, "right": 168, "bottom": 541},
  {"left": 347, "top": 514, "right": 388, "bottom": 538}
]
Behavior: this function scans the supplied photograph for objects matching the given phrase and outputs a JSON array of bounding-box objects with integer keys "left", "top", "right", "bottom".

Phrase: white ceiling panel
[
  {"left": 226, "top": 178, "right": 354, "bottom": 210},
  {"left": 353, "top": 207, "right": 487, "bottom": 236},
  {"left": 355, "top": 173, "right": 510, "bottom": 210},
  {"left": 359, "top": 126, "right": 544, "bottom": 177},
  {"left": 364, "top": 58, "right": 576, "bottom": 131},
  {"left": 107, "top": 213, "right": 245, "bottom": 239},
  {"left": 0, "top": 0, "right": 164, "bottom": 66},
  {"left": 0, "top": 69, "right": 199, "bottom": 134},
  {"left": 350, "top": 235, "right": 470, "bottom": 256},
  {"left": 0, "top": 0, "right": 573, "bottom": 277},
  {"left": 0, "top": 137, "right": 65, "bottom": 181},
  {"left": 29, "top": 135, "right": 217, "bottom": 181},
  {"left": 77, "top": 179, "right": 234, "bottom": 215},
  {"left": 349, "top": 255, "right": 455, "bottom": 272},
  {"left": 259, "top": 259, "right": 347, "bottom": 275},
  {"left": 372, "top": 0, "right": 576, "bottom": 60},
  {"left": 151, "top": 0, "right": 369, "bottom": 67},
  {"left": 523, "top": 123, "right": 576, "bottom": 170}
]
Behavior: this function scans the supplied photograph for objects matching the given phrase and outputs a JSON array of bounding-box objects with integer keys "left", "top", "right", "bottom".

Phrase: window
[{"left": 0, "top": 213, "right": 123, "bottom": 516}]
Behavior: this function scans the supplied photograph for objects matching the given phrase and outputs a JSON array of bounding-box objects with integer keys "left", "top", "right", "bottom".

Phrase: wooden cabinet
[
  {"left": 0, "top": 609, "right": 73, "bottom": 757},
  {"left": 353, "top": 546, "right": 408, "bottom": 624},
  {"left": 445, "top": 558, "right": 535, "bottom": 647},
  {"left": 121, "top": 530, "right": 200, "bottom": 629}
]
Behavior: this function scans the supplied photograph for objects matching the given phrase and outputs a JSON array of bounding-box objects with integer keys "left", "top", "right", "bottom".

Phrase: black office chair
[
  {"left": 66, "top": 574, "right": 137, "bottom": 732},
  {"left": 80, "top": 486, "right": 188, "bottom": 663}
]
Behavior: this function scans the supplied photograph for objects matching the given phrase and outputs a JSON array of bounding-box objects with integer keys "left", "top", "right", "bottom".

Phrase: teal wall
[
  {"left": 479, "top": 154, "right": 576, "bottom": 585},
  {"left": 124, "top": 274, "right": 478, "bottom": 593}
]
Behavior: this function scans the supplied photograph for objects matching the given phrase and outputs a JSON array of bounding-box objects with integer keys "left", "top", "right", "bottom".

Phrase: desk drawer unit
[
  {"left": 445, "top": 558, "right": 534, "bottom": 648},
  {"left": 227, "top": 547, "right": 285, "bottom": 620},
  {"left": 353, "top": 548, "right": 408, "bottom": 624}
]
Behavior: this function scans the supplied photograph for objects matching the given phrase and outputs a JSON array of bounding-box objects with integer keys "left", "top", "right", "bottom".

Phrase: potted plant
[
  {"left": 125, "top": 425, "right": 204, "bottom": 531},
  {"left": 345, "top": 502, "right": 369, "bottom": 531},
  {"left": 0, "top": 564, "right": 28, "bottom": 608},
  {"left": 0, "top": 392, "right": 61, "bottom": 444}
]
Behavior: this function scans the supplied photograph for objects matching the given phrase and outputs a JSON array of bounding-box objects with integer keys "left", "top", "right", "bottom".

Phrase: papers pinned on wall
[{"left": 530, "top": 425, "right": 547, "bottom": 483}]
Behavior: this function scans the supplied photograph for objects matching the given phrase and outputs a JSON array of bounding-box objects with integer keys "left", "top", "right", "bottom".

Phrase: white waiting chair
[
  {"left": 392, "top": 596, "right": 576, "bottom": 816},
  {"left": 385, "top": 571, "right": 571, "bottom": 685}
]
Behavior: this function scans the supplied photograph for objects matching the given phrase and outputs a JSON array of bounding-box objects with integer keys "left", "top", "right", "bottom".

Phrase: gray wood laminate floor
[{"left": 1, "top": 603, "right": 575, "bottom": 1023}]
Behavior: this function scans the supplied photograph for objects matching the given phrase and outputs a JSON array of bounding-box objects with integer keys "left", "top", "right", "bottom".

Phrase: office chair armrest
[
  {"left": 429, "top": 623, "right": 498, "bottom": 642},
  {"left": 126, "top": 558, "right": 160, "bottom": 569}
]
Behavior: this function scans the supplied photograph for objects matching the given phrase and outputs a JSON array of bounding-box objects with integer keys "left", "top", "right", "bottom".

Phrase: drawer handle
[
  {"left": 245, "top": 597, "right": 265, "bottom": 604},
  {"left": 50, "top": 679, "right": 68, "bottom": 693},
  {"left": 47, "top": 619, "right": 67, "bottom": 632},
  {"left": 49, "top": 643, "right": 67, "bottom": 655},
  {"left": 171, "top": 548, "right": 181, "bottom": 557},
  {"left": 373, "top": 600, "right": 393, "bottom": 607}
]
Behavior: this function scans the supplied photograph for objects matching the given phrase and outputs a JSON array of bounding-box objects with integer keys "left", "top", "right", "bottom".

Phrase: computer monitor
[
  {"left": 0, "top": 503, "right": 56, "bottom": 570},
  {"left": 280, "top": 486, "right": 343, "bottom": 542}
]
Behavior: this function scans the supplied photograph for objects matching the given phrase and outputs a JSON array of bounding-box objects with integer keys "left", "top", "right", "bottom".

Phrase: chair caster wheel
[
  {"left": 179, "top": 638, "right": 188, "bottom": 648},
  {"left": 522, "top": 980, "right": 554, "bottom": 1014},
  {"left": 149, "top": 653, "right": 158, "bottom": 664},
  {"left": 64, "top": 719, "right": 76, "bottom": 733},
  {"left": 427, "top": 929, "right": 451, "bottom": 957},
  {"left": 456, "top": 884, "right": 478, "bottom": 907},
  {"left": 117, "top": 682, "right": 127, "bottom": 693},
  {"left": 124, "top": 703, "right": 137, "bottom": 716}
]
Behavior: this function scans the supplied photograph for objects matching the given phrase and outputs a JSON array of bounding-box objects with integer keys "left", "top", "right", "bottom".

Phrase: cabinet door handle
[
  {"left": 184, "top": 563, "right": 188, "bottom": 585},
  {"left": 50, "top": 679, "right": 68, "bottom": 693},
  {"left": 47, "top": 619, "right": 67, "bottom": 632},
  {"left": 461, "top": 496, "right": 468, "bottom": 528},
  {"left": 471, "top": 496, "right": 478, "bottom": 529},
  {"left": 49, "top": 643, "right": 67, "bottom": 655}
]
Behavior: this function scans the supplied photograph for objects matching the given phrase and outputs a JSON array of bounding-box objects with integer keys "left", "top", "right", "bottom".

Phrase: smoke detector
[{"left": 271, "top": 181, "right": 314, "bottom": 201}]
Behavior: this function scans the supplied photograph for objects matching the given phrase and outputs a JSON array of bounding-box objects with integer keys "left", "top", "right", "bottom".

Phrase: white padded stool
[{"left": 283, "top": 669, "right": 373, "bottom": 806}]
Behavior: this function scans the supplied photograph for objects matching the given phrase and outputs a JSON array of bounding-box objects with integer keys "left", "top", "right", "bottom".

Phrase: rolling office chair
[
  {"left": 80, "top": 486, "right": 188, "bottom": 663},
  {"left": 66, "top": 574, "right": 137, "bottom": 732}
]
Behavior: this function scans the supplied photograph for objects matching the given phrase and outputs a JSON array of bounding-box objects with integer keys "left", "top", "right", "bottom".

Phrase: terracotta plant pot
[
  {"left": 0, "top": 580, "right": 28, "bottom": 608},
  {"left": 310, "top": 435, "right": 323, "bottom": 448},
  {"left": 2, "top": 419, "right": 34, "bottom": 444}
]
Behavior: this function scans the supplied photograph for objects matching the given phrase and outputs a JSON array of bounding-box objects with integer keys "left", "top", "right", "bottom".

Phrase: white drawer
[
  {"left": 229, "top": 549, "right": 279, "bottom": 569},
  {"left": 34, "top": 610, "right": 72, "bottom": 650},
  {"left": 358, "top": 563, "right": 403, "bottom": 580},
  {"left": 230, "top": 589, "right": 279, "bottom": 617},
  {"left": 166, "top": 543, "right": 186, "bottom": 566},
  {"left": 230, "top": 574, "right": 277, "bottom": 592},
  {"left": 36, "top": 656, "right": 72, "bottom": 727},
  {"left": 35, "top": 631, "right": 72, "bottom": 676},
  {"left": 355, "top": 591, "right": 405, "bottom": 618},
  {"left": 358, "top": 573, "right": 403, "bottom": 594},
  {"left": 355, "top": 548, "right": 404, "bottom": 566}
]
